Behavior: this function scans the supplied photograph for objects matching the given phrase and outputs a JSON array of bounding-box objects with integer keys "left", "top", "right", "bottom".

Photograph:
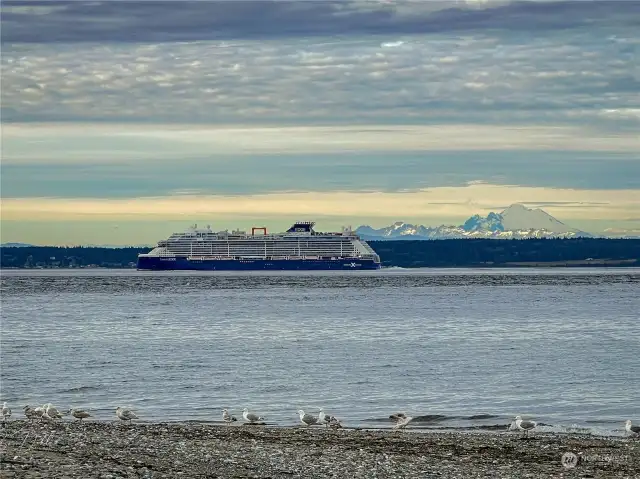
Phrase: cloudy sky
[{"left": 1, "top": 0, "right": 639, "bottom": 245}]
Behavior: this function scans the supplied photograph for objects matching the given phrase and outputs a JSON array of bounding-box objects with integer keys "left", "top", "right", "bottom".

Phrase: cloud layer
[
  {"left": 2, "top": 124, "right": 640, "bottom": 200},
  {"left": 3, "top": 183, "right": 640, "bottom": 225},
  {"left": 2, "top": 1, "right": 638, "bottom": 43},
  {"left": 2, "top": 2, "right": 639, "bottom": 127},
  {"left": 1, "top": 1, "right": 638, "bottom": 243}
]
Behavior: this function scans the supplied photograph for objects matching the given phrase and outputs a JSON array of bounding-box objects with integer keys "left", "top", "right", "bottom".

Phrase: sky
[{"left": 1, "top": 0, "right": 639, "bottom": 245}]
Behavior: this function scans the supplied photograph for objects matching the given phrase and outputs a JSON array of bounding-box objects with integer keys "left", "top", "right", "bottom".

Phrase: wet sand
[{"left": 1, "top": 421, "right": 639, "bottom": 478}]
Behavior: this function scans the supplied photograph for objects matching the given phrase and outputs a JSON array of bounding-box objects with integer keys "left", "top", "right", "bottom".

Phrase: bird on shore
[
  {"left": 514, "top": 415, "right": 537, "bottom": 437},
  {"left": 318, "top": 408, "right": 342, "bottom": 429},
  {"left": 2, "top": 402, "right": 11, "bottom": 421},
  {"left": 44, "top": 403, "right": 64, "bottom": 419},
  {"left": 625, "top": 420, "right": 640, "bottom": 438},
  {"left": 23, "top": 405, "right": 39, "bottom": 420},
  {"left": 298, "top": 409, "right": 319, "bottom": 427},
  {"left": 34, "top": 406, "right": 46, "bottom": 419},
  {"left": 68, "top": 408, "right": 92, "bottom": 421},
  {"left": 327, "top": 416, "right": 343, "bottom": 429},
  {"left": 390, "top": 412, "right": 412, "bottom": 429},
  {"left": 242, "top": 408, "right": 264, "bottom": 424},
  {"left": 116, "top": 407, "right": 138, "bottom": 422},
  {"left": 222, "top": 409, "right": 237, "bottom": 423}
]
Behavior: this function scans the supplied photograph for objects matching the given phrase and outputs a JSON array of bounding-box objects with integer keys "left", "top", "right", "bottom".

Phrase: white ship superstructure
[{"left": 137, "top": 221, "right": 381, "bottom": 270}]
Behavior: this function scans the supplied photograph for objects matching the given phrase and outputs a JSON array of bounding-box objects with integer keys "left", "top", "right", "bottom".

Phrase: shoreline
[{"left": 2, "top": 421, "right": 639, "bottom": 478}]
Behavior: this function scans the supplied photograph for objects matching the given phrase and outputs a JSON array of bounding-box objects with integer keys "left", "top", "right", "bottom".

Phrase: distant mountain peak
[
  {"left": 356, "top": 203, "right": 591, "bottom": 241},
  {"left": 499, "top": 203, "right": 570, "bottom": 232}
]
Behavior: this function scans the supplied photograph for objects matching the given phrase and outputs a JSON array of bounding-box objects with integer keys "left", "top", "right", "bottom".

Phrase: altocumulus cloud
[{"left": 1, "top": 0, "right": 639, "bottom": 128}]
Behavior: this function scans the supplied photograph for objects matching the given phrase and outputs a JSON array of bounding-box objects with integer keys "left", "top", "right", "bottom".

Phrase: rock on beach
[{"left": 1, "top": 421, "right": 639, "bottom": 478}]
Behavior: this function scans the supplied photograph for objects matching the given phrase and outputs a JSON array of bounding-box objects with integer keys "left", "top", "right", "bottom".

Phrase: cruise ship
[{"left": 137, "top": 221, "right": 381, "bottom": 271}]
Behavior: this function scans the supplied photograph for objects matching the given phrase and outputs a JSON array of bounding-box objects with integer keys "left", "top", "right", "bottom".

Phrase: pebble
[{"left": 0, "top": 421, "right": 638, "bottom": 478}]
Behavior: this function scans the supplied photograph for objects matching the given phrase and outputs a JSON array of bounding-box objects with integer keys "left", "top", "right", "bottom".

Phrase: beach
[{"left": 1, "top": 421, "right": 639, "bottom": 478}]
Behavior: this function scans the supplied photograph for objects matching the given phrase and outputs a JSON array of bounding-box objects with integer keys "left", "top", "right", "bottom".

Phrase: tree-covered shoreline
[{"left": 2, "top": 238, "right": 639, "bottom": 269}]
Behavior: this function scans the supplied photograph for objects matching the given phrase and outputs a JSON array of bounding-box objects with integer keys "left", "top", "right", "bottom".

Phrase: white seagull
[
  {"left": 514, "top": 415, "right": 537, "bottom": 437},
  {"left": 222, "top": 409, "right": 237, "bottom": 423},
  {"left": 242, "top": 408, "right": 264, "bottom": 423},
  {"left": 298, "top": 409, "right": 319, "bottom": 427},
  {"left": 116, "top": 407, "right": 138, "bottom": 422},
  {"left": 68, "top": 408, "right": 92, "bottom": 421},
  {"left": 43, "top": 403, "right": 63, "bottom": 419},
  {"left": 625, "top": 420, "right": 640, "bottom": 437},
  {"left": 390, "top": 412, "right": 413, "bottom": 429},
  {"left": 318, "top": 408, "right": 342, "bottom": 429},
  {"left": 2, "top": 402, "right": 11, "bottom": 421},
  {"left": 34, "top": 406, "right": 46, "bottom": 419}
]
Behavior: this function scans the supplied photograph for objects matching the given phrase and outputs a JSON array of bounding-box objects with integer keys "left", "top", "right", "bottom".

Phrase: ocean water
[{"left": 1, "top": 268, "right": 638, "bottom": 436}]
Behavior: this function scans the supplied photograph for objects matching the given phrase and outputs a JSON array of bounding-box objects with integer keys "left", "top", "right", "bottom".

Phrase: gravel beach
[{"left": 1, "top": 421, "right": 639, "bottom": 478}]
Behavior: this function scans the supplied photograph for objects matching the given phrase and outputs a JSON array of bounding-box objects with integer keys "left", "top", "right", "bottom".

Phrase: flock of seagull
[
  {"left": 1, "top": 402, "right": 137, "bottom": 423},
  {"left": 2, "top": 401, "right": 639, "bottom": 439},
  {"left": 223, "top": 407, "right": 344, "bottom": 429}
]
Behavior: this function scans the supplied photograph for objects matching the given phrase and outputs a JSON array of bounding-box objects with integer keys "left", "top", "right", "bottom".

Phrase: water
[{"left": 1, "top": 268, "right": 638, "bottom": 436}]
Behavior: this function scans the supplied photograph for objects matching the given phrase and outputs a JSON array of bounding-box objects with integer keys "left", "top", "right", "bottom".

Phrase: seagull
[
  {"left": 43, "top": 403, "right": 63, "bottom": 419},
  {"left": 2, "top": 402, "right": 11, "bottom": 421},
  {"left": 116, "top": 407, "right": 138, "bottom": 422},
  {"left": 222, "top": 409, "right": 237, "bottom": 423},
  {"left": 514, "top": 415, "right": 537, "bottom": 437},
  {"left": 68, "top": 408, "right": 92, "bottom": 421},
  {"left": 318, "top": 408, "right": 342, "bottom": 428},
  {"left": 327, "top": 416, "right": 343, "bottom": 429},
  {"left": 625, "top": 420, "right": 640, "bottom": 437},
  {"left": 298, "top": 409, "right": 319, "bottom": 427},
  {"left": 242, "top": 408, "right": 264, "bottom": 423},
  {"left": 41, "top": 411, "right": 55, "bottom": 421},
  {"left": 34, "top": 406, "right": 46, "bottom": 419},
  {"left": 23, "top": 405, "right": 39, "bottom": 420},
  {"left": 390, "top": 412, "right": 412, "bottom": 429}
]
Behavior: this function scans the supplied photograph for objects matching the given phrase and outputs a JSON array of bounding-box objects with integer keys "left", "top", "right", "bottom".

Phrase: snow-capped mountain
[{"left": 356, "top": 204, "right": 592, "bottom": 240}]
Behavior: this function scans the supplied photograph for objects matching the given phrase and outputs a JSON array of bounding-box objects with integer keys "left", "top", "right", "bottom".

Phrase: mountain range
[
  {"left": 356, "top": 204, "right": 594, "bottom": 241},
  {"left": 2, "top": 205, "right": 637, "bottom": 246}
]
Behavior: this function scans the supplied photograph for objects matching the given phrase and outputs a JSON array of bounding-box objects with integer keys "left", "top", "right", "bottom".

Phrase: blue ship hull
[{"left": 137, "top": 256, "right": 381, "bottom": 271}]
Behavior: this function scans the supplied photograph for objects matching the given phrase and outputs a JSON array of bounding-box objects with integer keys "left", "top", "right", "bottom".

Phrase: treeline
[
  {"left": 1, "top": 239, "right": 639, "bottom": 269},
  {"left": 1, "top": 246, "right": 148, "bottom": 269},
  {"left": 370, "top": 238, "right": 640, "bottom": 268}
]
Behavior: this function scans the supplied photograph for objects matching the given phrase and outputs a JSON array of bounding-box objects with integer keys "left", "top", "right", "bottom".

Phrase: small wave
[
  {"left": 58, "top": 385, "right": 102, "bottom": 393},
  {"left": 369, "top": 413, "right": 500, "bottom": 423},
  {"left": 466, "top": 414, "right": 499, "bottom": 420}
]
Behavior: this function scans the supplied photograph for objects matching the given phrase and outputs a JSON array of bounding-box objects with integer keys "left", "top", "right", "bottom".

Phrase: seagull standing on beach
[
  {"left": 318, "top": 408, "right": 342, "bottom": 429},
  {"left": 242, "top": 408, "right": 264, "bottom": 423},
  {"left": 34, "top": 406, "right": 46, "bottom": 419},
  {"left": 23, "top": 405, "right": 39, "bottom": 420},
  {"left": 327, "top": 416, "right": 343, "bottom": 429},
  {"left": 514, "top": 415, "right": 537, "bottom": 437},
  {"left": 298, "top": 409, "right": 319, "bottom": 427},
  {"left": 222, "top": 409, "right": 237, "bottom": 423},
  {"left": 44, "top": 403, "right": 63, "bottom": 419},
  {"left": 2, "top": 402, "right": 11, "bottom": 421},
  {"left": 390, "top": 412, "right": 412, "bottom": 429},
  {"left": 625, "top": 420, "right": 640, "bottom": 437},
  {"left": 68, "top": 408, "right": 92, "bottom": 421},
  {"left": 116, "top": 407, "right": 138, "bottom": 422}
]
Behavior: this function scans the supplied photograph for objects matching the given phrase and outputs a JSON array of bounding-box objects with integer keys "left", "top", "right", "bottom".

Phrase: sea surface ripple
[{"left": 1, "top": 268, "right": 638, "bottom": 436}]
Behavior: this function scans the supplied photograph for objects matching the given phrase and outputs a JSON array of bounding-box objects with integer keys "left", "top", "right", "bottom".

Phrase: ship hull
[{"left": 137, "top": 256, "right": 381, "bottom": 271}]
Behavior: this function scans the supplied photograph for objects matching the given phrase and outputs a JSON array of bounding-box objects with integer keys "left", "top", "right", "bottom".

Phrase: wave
[
  {"left": 57, "top": 385, "right": 102, "bottom": 393},
  {"left": 367, "top": 413, "right": 500, "bottom": 423}
]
